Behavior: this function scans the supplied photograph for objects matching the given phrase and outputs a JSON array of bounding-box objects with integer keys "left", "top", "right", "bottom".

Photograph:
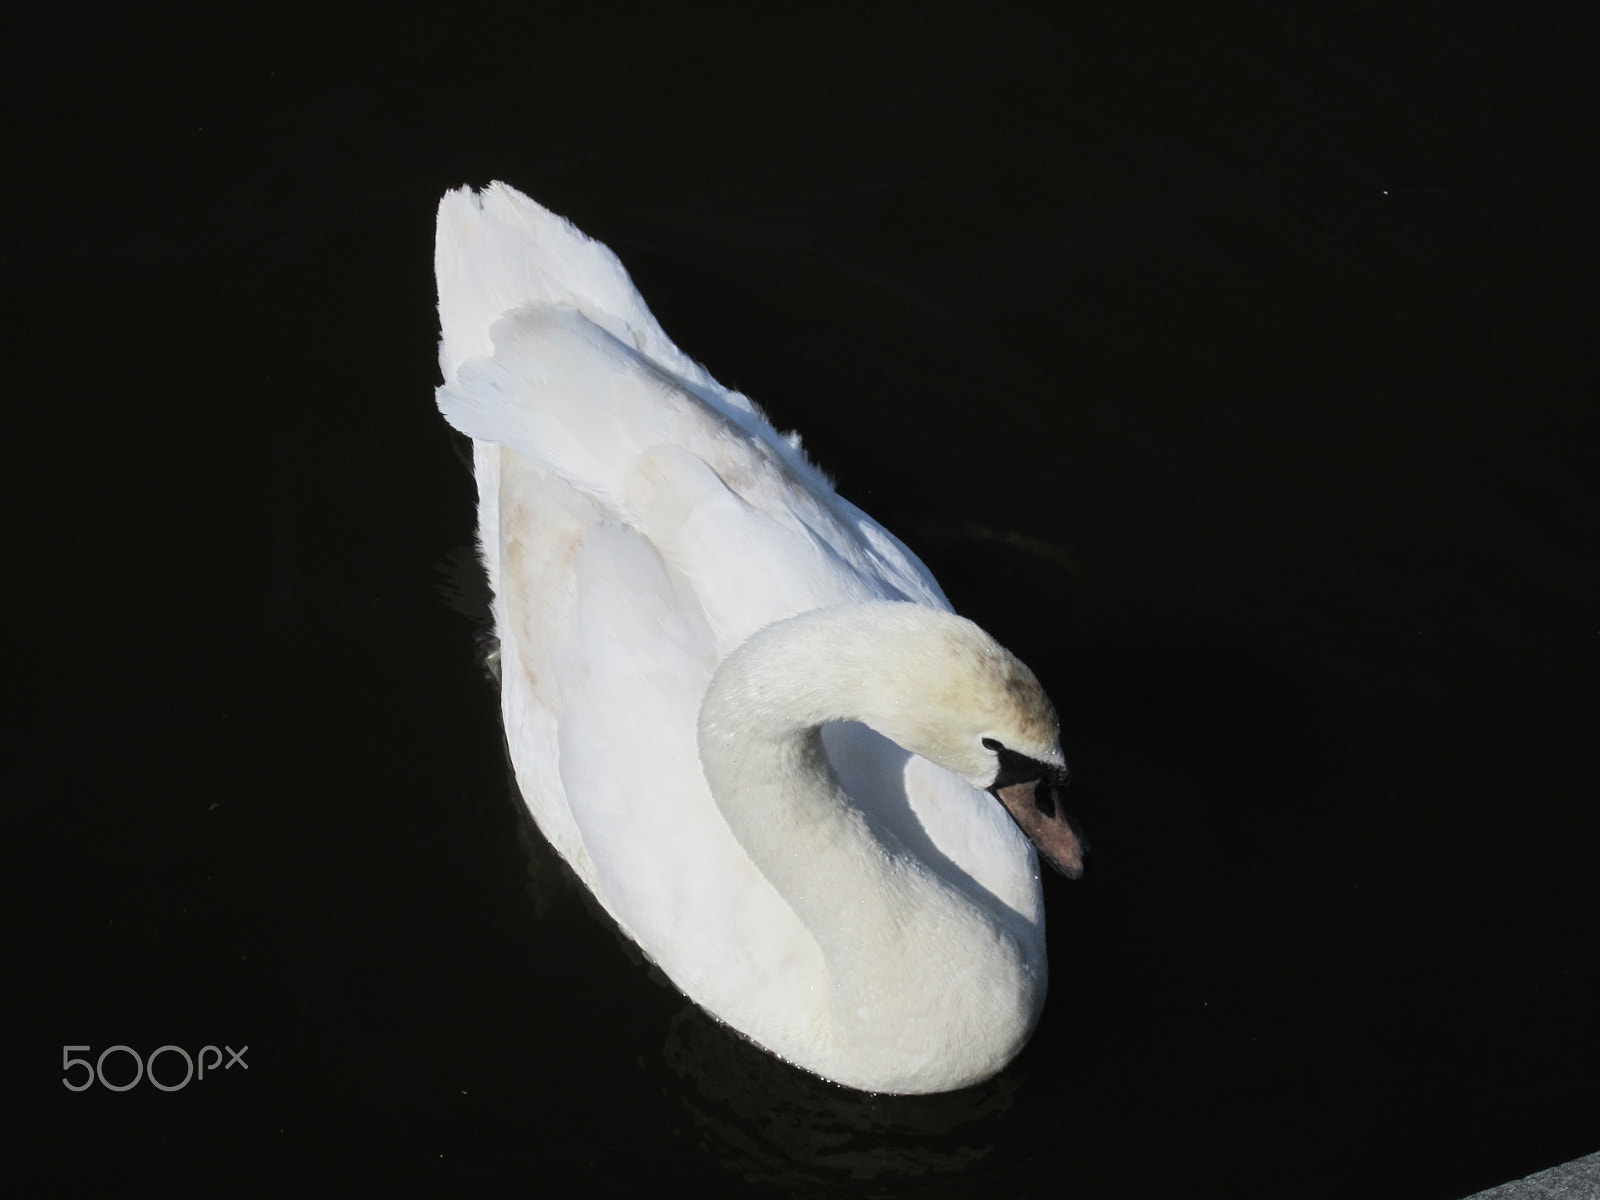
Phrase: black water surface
[{"left": 12, "top": 4, "right": 1597, "bottom": 1197}]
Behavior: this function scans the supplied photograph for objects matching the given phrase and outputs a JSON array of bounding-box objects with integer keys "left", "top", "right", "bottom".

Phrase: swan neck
[
  {"left": 696, "top": 608, "right": 936, "bottom": 968},
  {"left": 696, "top": 628, "right": 902, "bottom": 947},
  {"left": 694, "top": 602, "right": 1042, "bottom": 1092}
]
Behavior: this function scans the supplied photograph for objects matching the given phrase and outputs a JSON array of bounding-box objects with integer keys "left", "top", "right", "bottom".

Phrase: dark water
[{"left": 13, "top": 4, "right": 1598, "bottom": 1196}]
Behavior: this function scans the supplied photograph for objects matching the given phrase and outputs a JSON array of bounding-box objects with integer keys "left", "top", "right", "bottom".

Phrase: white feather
[{"left": 435, "top": 183, "right": 1068, "bottom": 1093}]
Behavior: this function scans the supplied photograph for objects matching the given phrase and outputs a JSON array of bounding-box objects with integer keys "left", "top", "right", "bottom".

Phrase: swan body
[{"left": 435, "top": 183, "right": 1083, "bottom": 1093}]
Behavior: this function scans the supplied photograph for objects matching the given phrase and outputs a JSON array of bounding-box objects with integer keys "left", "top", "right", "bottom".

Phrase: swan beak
[{"left": 989, "top": 762, "right": 1087, "bottom": 880}]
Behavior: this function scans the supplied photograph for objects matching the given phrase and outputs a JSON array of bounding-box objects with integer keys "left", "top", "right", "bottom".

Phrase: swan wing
[{"left": 440, "top": 304, "right": 946, "bottom": 647}]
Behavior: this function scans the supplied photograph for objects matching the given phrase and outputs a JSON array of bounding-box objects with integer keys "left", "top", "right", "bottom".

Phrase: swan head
[
  {"left": 829, "top": 604, "right": 1089, "bottom": 879},
  {"left": 982, "top": 740, "right": 1084, "bottom": 879},
  {"left": 705, "top": 602, "right": 1087, "bottom": 879}
]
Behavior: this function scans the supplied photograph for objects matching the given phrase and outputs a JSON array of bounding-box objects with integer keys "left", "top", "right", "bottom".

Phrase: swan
[{"left": 434, "top": 182, "right": 1085, "bottom": 1094}]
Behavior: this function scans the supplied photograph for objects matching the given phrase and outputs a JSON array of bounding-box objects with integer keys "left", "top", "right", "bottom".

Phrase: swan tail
[
  {"left": 434, "top": 182, "right": 837, "bottom": 491},
  {"left": 435, "top": 183, "right": 720, "bottom": 396}
]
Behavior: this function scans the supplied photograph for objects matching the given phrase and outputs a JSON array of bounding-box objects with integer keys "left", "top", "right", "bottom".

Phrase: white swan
[{"left": 434, "top": 182, "right": 1084, "bottom": 1094}]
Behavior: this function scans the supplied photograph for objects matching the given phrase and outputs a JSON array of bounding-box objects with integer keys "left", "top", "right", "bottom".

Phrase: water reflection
[{"left": 659, "top": 1001, "right": 1018, "bottom": 1195}]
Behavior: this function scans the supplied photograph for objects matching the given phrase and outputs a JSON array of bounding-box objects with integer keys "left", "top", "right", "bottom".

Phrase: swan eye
[{"left": 982, "top": 737, "right": 1004, "bottom": 752}]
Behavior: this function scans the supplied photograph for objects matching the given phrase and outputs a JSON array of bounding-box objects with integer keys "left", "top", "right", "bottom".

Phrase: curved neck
[
  {"left": 695, "top": 604, "right": 1038, "bottom": 1091},
  {"left": 696, "top": 609, "right": 925, "bottom": 969}
]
